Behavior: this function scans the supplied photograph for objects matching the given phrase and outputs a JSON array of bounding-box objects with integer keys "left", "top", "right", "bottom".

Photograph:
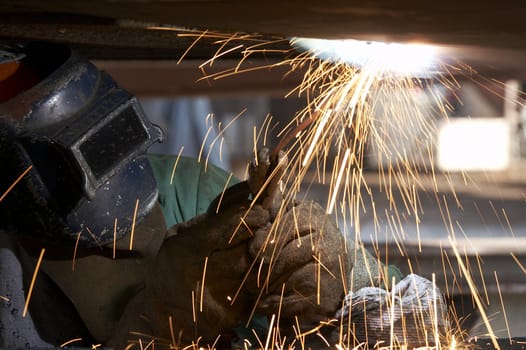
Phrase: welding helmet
[{"left": 0, "top": 41, "right": 164, "bottom": 247}]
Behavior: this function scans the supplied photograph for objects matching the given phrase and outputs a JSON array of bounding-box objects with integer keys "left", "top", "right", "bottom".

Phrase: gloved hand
[
  {"left": 333, "top": 274, "right": 449, "bottom": 348},
  {"left": 110, "top": 187, "right": 270, "bottom": 349},
  {"left": 247, "top": 200, "right": 385, "bottom": 334}
]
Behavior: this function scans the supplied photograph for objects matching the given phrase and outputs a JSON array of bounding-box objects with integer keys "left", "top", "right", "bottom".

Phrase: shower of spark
[
  {"left": 269, "top": 37, "right": 451, "bottom": 246},
  {"left": 188, "top": 32, "right": 464, "bottom": 348},
  {"left": 140, "top": 27, "right": 522, "bottom": 349}
]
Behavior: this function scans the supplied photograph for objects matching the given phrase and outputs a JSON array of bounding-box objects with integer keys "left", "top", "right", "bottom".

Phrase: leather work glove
[
  {"left": 110, "top": 184, "right": 270, "bottom": 349},
  {"left": 247, "top": 148, "right": 288, "bottom": 218},
  {"left": 332, "top": 274, "right": 450, "bottom": 348},
  {"left": 247, "top": 200, "right": 385, "bottom": 337}
]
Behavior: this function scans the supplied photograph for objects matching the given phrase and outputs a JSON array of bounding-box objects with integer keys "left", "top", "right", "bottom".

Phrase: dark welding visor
[{"left": 0, "top": 42, "right": 164, "bottom": 247}]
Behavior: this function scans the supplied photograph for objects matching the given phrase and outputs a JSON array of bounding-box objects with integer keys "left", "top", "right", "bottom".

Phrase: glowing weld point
[
  {"left": 292, "top": 37, "right": 439, "bottom": 76},
  {"left": 449, "top": 337, "right": 457, "bottom": 350}
]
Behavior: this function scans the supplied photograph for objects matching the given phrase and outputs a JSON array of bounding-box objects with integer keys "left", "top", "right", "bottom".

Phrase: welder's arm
[{"left": 109, "top": 188, "right": 270, "bottom": 349}]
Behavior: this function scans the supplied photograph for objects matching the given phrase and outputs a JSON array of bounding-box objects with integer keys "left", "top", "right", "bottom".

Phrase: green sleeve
[
  {"left": 387, "top": 265, "right": 404, "bottom": 284},
  {"left": 146, "top": 154, "right": 239, "bottom": 228}
]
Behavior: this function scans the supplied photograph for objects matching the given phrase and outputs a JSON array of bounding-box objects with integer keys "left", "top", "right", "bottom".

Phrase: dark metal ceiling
[
  {"left": 2, "top": 1, "right": 526, "bottom": 48},
  {"left": 1, "top": 1, "right": 526, "bottom": 80}
]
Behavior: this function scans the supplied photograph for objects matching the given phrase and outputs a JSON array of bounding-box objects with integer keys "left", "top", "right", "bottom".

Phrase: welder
[{"left": 0, "top": 41, "right": 447, "bottom": 349}]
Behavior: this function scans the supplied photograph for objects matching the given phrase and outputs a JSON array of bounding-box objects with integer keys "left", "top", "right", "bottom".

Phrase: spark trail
[{"left": 145, "top": 26, "right": 522, "bottom": 349}]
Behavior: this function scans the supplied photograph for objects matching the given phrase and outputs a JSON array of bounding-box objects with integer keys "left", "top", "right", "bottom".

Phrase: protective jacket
[{"left": 0, "top": 154, "right": 235, "bottom": 347}]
